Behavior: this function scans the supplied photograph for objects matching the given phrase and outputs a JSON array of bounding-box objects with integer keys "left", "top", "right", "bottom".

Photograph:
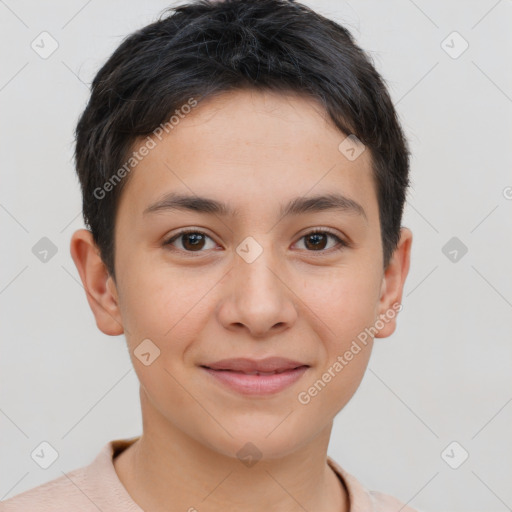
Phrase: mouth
[
  {"left": 200, "top": 357, "right": 310, "bottom": 396},
  {"left": 207, "top": 368, "right": 302, "bottom": 376}
]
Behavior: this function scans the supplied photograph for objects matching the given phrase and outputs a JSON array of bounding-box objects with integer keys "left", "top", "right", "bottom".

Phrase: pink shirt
[{"left": 1, "top": 437, "right": 418, "bottom": 511}]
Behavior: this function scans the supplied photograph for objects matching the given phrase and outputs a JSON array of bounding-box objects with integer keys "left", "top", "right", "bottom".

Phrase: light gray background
[{"left": 1, "top": 1, "right": 511, "bottom": 511}]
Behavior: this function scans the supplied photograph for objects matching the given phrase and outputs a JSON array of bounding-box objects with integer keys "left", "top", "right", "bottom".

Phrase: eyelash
[{"left": 163, "top": 228, "right": 350, "bottom": 256}]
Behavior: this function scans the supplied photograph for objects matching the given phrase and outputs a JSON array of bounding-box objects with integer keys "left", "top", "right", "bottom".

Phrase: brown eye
[
  {"left": 181, "top": 232, "right": 206, "bottom": 251},
  {"left": 304, "top": 232, "right": 328, "bottom": 250},
  {"left": 164, "top": 230, "right": 216, "bottom": 252},
  {"left": 295, "top": 230, "right": 347, "bottom": 252}
]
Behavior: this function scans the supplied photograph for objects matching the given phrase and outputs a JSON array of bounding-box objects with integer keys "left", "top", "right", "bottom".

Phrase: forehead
[{"left": 116, "top": 89, "right": 377, "bottom": 224}]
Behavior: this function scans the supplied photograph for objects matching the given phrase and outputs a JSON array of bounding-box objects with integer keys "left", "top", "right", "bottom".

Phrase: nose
[{"left": 216, "top": 244, "right": 298, "bottom": 339}]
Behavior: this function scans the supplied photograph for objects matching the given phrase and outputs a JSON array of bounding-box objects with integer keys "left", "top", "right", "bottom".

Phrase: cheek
[
  {"left": 296, "top": 344, "right": 373, "bottom": 427},
  {"left": 118, "top": 267, "right": 220, "bottom": 409},
  {"left": 304, "top": 264, "right": 381, "bottom": 337},
  {"left": 120, "top": 262, "right": 212, "bottom": 339},
  {"left": 119, "top": 272, "right": 208, "bottom": 421},
  {"left": 296, "top": 270, "right": 378, "bottom": 412},
  {"left": 296, "top": 273, "right": 377, "bottom": 412}
]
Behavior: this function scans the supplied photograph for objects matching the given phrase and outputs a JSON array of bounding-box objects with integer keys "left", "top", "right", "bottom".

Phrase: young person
[{"left": 1, "top": 1, "right": 416, "bottom": 510}]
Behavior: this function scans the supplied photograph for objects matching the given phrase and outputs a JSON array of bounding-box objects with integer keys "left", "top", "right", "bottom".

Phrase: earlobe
[
  {"left": 69, "top": 229, "right": 124, "bottom": 336},
  {"left": 374, "top": 227, "right": 413, "bottom": 339}
]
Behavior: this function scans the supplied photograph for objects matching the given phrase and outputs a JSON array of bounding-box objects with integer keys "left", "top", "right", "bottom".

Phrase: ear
[
  {"left": 69, "top": 228, "right": 124, "bottom": 336},
  {"left": 374, "top": 227, "right": 413, "bottom": 339}
]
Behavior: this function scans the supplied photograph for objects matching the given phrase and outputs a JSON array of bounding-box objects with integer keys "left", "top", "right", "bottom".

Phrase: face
[{"left": 72, "top": 88, "right": 412, "bottom": 460}]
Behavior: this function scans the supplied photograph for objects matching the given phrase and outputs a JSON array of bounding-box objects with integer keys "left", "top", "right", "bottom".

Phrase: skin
[{"left": 70, "top": 88, "right": 412, "bottom": 512}]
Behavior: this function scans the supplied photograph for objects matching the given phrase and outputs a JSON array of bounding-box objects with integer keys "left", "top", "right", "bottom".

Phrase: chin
[{"left": 198, "top": 417, "right": 314, "bottom": 462}]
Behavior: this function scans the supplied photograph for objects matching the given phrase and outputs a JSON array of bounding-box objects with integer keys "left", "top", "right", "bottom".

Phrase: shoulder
[
  {"left": 0, "top": 466, "right": 92, "bottom": 512},
  {"left": 1, "top": 438, "right": 139, "bottom": 512},
  {"left": 327, "top": 456, "right": 419, "bottom": 512}
]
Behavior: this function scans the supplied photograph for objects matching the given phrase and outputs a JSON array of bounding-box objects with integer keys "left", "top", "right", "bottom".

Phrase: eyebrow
[{"left": 143, "top": 192, "right": 367, "bottom": 221}]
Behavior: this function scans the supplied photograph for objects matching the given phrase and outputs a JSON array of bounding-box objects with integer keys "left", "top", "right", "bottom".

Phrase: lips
[{"left": 200, "top": 357, "right": 310, "bottom": 396}]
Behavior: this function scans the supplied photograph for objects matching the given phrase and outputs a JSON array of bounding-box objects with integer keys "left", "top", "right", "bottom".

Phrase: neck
[{"left": 114, "top": 389, "right": 349, "bottom": 512}]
